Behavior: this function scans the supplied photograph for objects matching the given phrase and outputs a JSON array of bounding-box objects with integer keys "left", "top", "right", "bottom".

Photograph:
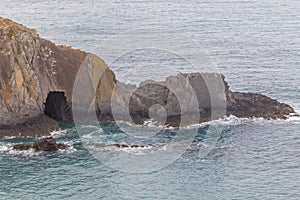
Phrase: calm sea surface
[{"left": 0, "top": 0, "right": 299, "bottom": 199}]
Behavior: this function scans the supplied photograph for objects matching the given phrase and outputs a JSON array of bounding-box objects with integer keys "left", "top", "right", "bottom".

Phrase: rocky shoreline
[{"left": 0, "top": 17, "right": 296, "bottom": 138}]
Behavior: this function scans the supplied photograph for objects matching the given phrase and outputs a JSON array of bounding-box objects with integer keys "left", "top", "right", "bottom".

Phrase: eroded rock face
[
  {"left": 0, "top": 17, "right": 116, "bottom": 137},
  {"left": 44, "top": 91, "right": 72, "bottom": 121},
  {"left": 0, "top": 17, "right": 296, "bottom": 137},
  {"left": 97, "top": 72, "right": 295, "bottom": 126},
  {"left": 227, "top": 91, "right": 294, "bottom": 119},
  {"left": 61, "top": 75, "right": 296, "bottom": 126},
  {"left": 13, "top": 137, "right": 68, "bottom": 151}
]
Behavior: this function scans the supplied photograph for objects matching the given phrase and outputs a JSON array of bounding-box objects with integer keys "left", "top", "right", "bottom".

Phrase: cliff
[
  {"left": 0, "top": 17, "right": 295, "bottom": 137},
  {"left": 0, "top": 17, "right": 115, "bottom": 137}
]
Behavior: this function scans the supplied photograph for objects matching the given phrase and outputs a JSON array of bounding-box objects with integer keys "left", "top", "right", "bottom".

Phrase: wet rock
[
  {"left": 0, "top": 114, "right": 59, "bottom": 138},
  {"left": 94, "top": 143, "right": 153, "bottom": 149},
  {"left": 13, "top": 144, "right": 31, "bottom": 151},
  {"left": 13, "top": 137, "right": 68, "bottom": 151}
]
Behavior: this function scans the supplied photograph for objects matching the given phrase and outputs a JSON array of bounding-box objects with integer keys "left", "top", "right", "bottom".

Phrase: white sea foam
[
  {"left": 184, "top": 113, "right": 300, "bottom": 128},
  {"left": 143, "top": 119, "right": 175, "bottom": 129},
  {"left": 1, "top": 136, "right": 17, "bottom": 139},
  {"left": 2, "top": 113, "right": 297, "bottom": 157},
  {"left": 50, "top": 129, "right": 68, "bottom": 137},
  {"left": 0, "top": 143, "right": 11, "bottom": 152},
  {"left": 76, "top": 114, "right": 288, "bottom": 133},
  {"left": 59, "top": 141, "right": 77, "bottom": 153},
  {"left": 115, "top": 145, "right": 154, "bottom": 154},
  {"left": 89, "top": 143, "right": 156, "bottom": 155},
  {"left": 81, "top": 129, "right": 103, "bottom": 139},
  {"left": 184, "top": 115, "right": 244, "bottom": 130},
  {"left": 7, "top": 148, "right": 41, "bottom": 157},
  {"left": 286, "top": 114, "right": 300, "bottom": 123},
  {"left": 0, "top": 139, "right": 77, "bottom": 156}
]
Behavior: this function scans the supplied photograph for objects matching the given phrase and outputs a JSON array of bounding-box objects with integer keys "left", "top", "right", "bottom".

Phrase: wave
[
  {"left": 114, "top": 114, "right": 300, "bottom": 129},
  {"left": 88, "top": 143, "right": 155, "bottom": 155},
  {"left": 285, "top": 114, "right": 300, "bottom": 123},
  {"left": 0, "top": 143, "right": 11, "bottom": 152},
  {"left": 68, "top": 112, "right": 299, "bottom": 133},
  {"left": 1, "top": 113, "right": 298, "bottom": 157},
  {"left": 0, "top": 140, "right": 76, "bottom": 156},
  {"left": 0, "top": 145, "right": 77, "bottom": 157},
  {"left": 50, "top": 129, "right": 68, "bottom": 137}
]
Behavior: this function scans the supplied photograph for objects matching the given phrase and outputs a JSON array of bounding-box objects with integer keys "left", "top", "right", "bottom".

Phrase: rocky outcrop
[
  {"left": 98, "top": 73, "right": 294, "bottom": 126},
  {"left": 227, "top": 92, "right": 294, "bottom": 119},
  {"left": 13, "top": 137, "right": 68, "bottom": 151},
  {"left": 0, "top": 17, "right": 115, "bottom": 137},
  {"left": 0, "top": 17, "right": 296, "bottom": 137},
  {"left": 0, "top": 114, "right": 59, "bottom": 138}
]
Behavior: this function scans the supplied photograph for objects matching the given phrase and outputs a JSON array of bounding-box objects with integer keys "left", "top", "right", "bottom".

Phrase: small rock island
[{"left": 0, "top": 17, "right": 295, "bottom": 138}]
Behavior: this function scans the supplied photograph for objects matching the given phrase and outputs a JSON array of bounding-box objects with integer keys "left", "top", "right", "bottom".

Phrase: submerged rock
[
  {"left": 13, "top": 137, "right": 68, "bottom": 151},
  {"left": 94, "top": 143, "right": 153, "bottom": 149}
]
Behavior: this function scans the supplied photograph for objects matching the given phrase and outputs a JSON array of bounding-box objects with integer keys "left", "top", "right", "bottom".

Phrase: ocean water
[{"left": 0, "top": 0, "right": 300, "bottom": 199}]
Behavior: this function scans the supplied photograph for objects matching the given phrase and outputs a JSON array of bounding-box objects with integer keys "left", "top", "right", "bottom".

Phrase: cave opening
[{"left": 44, "top": 91, "right": 72, "bottom": 121}]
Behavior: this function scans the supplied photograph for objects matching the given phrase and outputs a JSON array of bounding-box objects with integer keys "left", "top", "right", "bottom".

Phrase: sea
[{"left": 0, "top": 0, "right": 299, "bottom": 199}]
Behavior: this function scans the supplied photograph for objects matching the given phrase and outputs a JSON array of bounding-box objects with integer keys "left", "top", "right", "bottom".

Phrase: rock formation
[
  {"left": 13, "top": 137, "right": 68, "bottom": 151},
  {"left": 0, "top": 17, "right": 296, "bottom": 137},
  {"left": 0, "top": 17, "right": 115, "bottom": 137},
  {"left": 98, "top": 73, "right": 294, "bottom": 126},
  {"left": 0, "top": 114, "right": 59, "bottom": 138}
]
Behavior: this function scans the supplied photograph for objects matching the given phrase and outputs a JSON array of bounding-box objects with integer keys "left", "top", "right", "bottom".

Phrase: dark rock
[
  {"left": 94, "top": 143, "right": 153, "bottom": 149},
  {"left": 0, "top": 114, "right": 59, "bottom": 138},
  {"left": 13, "top": 137, "right": 68, "bottom": 151},
  {"left": 13, "top": 144, "right": 31, "bottom": 151},
  {"left": 44, "top": 91, "right": 72, "bottom": 121},
  {"left": 227, "top": 92, "right": 295, "bottom": 119}
]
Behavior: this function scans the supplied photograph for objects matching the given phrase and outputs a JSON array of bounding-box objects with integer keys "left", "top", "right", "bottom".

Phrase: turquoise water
[
  {"left": 1, "top": 118, "right": 300, "bottom": 199},
  {"left": 1, "top": 0, "right": 300, "bottom": 199}
]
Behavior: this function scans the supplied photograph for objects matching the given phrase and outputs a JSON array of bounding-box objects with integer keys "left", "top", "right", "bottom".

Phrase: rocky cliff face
[
  {"left": 0, "top": 17, "right": 115, "bottom": 137},
  {"left": 0, "top": 17, "right": 295, "bottom": 137}
]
